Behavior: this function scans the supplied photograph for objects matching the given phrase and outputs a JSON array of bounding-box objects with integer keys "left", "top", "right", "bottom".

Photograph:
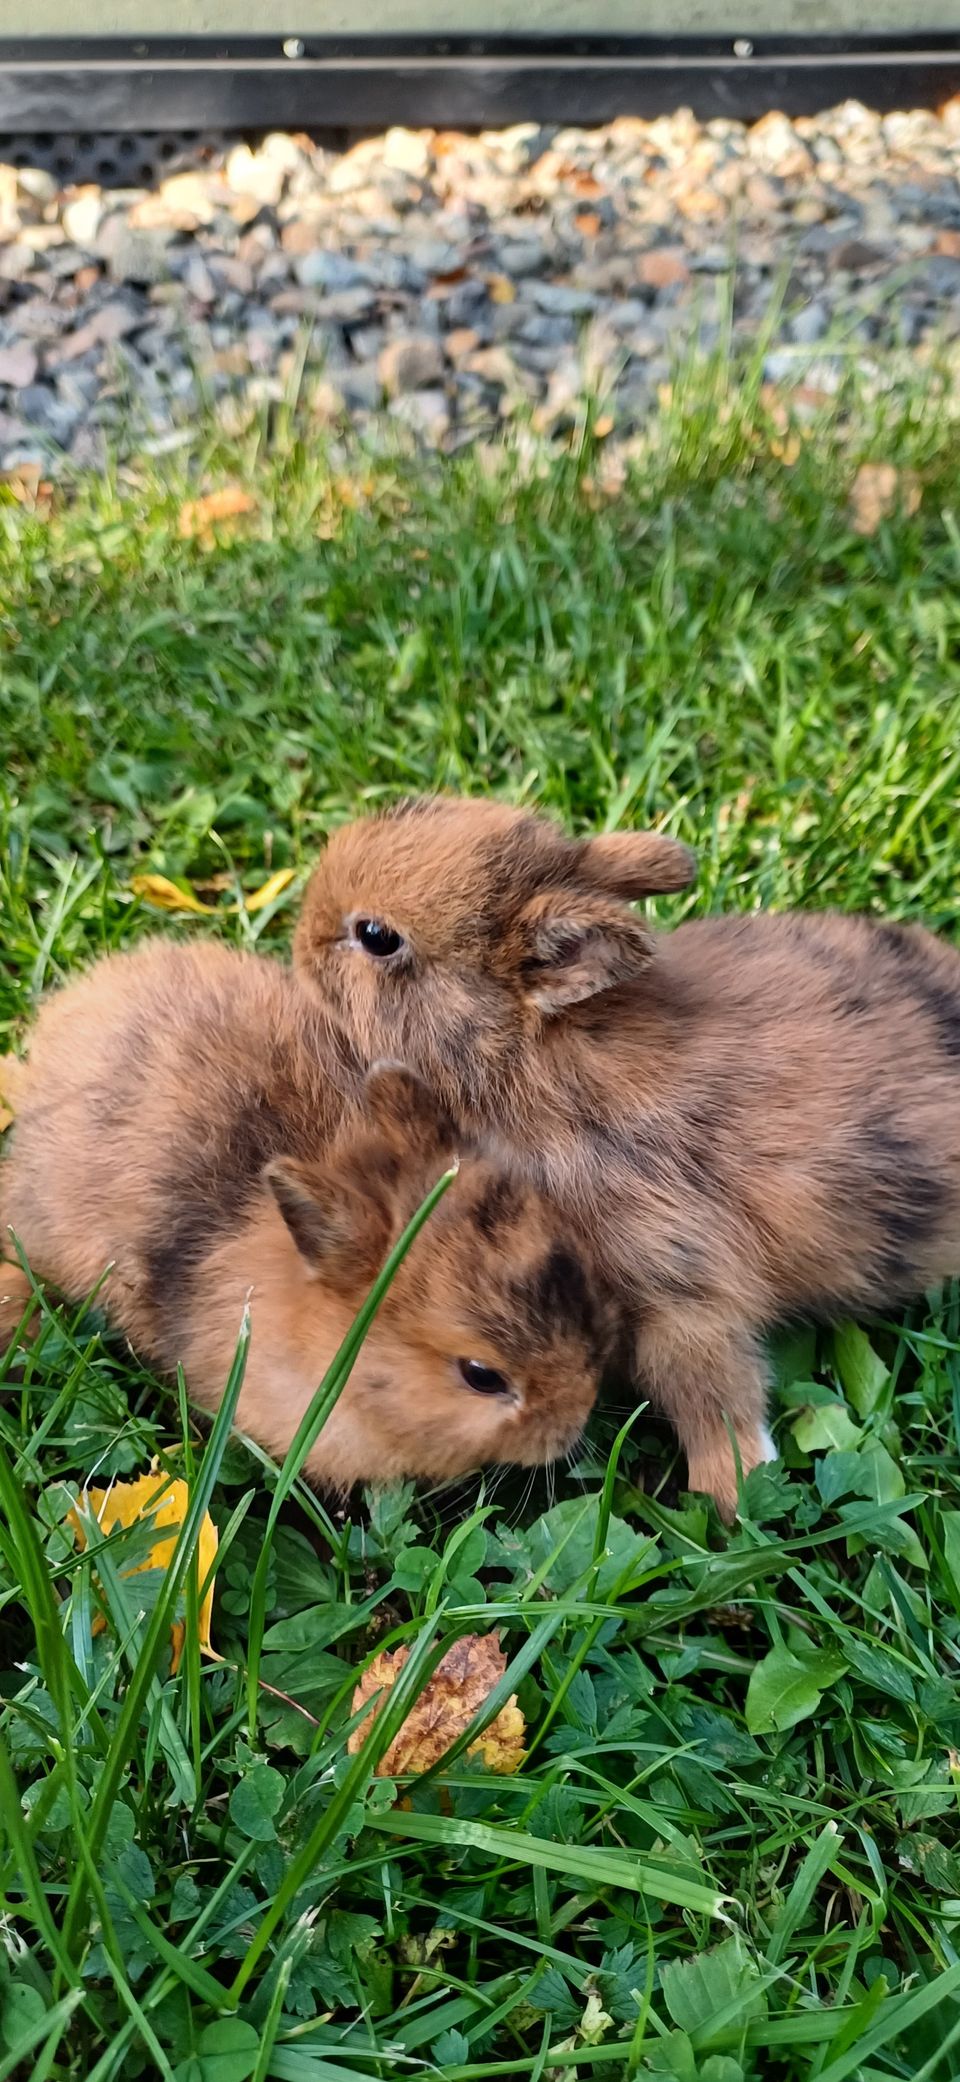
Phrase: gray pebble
[
  {"left": 516, "top": 313, "right": 576, "bottom": 347},
  {"left": 313, "top": 288, "right": 378, "bottom": 325},
  {"left": 909, "top": 256, "right": 960, "bottom": 299},
  {"left": 529, "top": 282, "right": 598, "bottom": 317},
  {"left": 378, "top": 333, "right": 445, "bottom": 394},
  {"left": 789, "top": 299, "right": 829, "bottom": 344},
  {"left": 406, "top": 239, "right": 463, "bottom": 275},
  {"left": 99, "top": 224, "right": 175, "bottom": 286},
  {"left": 441, "top": 283, "right": 489, "bottom": 329},
  {"left": 293, "top": 250, "right": 366, "bottom": 291},
  {"left": 3, "top": 104, "right": 960, "bottom": 464},
  {"left": 390, "top": 388, "right": 450, "bottom": 442},
  {"left": 498, "top": 239, "right": 550, "bottom": 277},
  {"left": 0, "top": 341, "right": 39, "bottom": 387}
]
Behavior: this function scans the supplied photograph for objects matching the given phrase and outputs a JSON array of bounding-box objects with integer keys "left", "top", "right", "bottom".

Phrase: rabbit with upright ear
[
  {"left": 296, "top": 794, "right": 960, "bottom": 1517},
  {"left": 1, "top": 939, "right": 610, "bottom": 1485}
]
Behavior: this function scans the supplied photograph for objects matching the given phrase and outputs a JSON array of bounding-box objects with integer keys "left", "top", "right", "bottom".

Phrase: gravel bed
[{"left": 3, "top": 103, "right": 960, "bottom": 470}]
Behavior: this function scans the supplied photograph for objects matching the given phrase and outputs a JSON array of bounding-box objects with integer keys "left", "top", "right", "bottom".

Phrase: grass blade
[
  {"left": 371, "top": 1810, "right": 725, "bottom": 1914},
  {"left": 245, "top": 1164, "right": 457, "bottom": 1734}
]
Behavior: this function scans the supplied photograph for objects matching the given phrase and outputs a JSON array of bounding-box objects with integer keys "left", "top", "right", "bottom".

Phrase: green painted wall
[{"left": 18, "top": 0, "right": 960, "bottom": 31}]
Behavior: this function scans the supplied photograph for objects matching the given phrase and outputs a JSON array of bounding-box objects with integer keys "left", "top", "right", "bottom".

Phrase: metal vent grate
[{"left": 0, "top": 131, "right": 244, "bottom": 188}]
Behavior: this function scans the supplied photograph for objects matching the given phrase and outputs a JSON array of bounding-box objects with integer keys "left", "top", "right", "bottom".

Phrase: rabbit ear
[
  {"left": 578, "top": 830, "right": 696, "bottom": 899},
  {"left": 266, "top": 1156, "right": 391, "bottom": 1280},
  {"left": 518, "top": 890, "right": 654, "bottom": 1015},
  {"left": 268, "top": 1069, "right": 458, "bottom": 1279}
]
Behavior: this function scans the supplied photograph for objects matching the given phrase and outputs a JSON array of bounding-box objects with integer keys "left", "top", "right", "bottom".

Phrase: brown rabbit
[
  {"left": 0, "top": 939, "right": 609, "bottom": 1487},
  {"left": 295, "top": 794, "right": 960, "bottom": 1515}
]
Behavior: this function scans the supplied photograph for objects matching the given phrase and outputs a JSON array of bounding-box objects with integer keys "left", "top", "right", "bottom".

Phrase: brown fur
[
  {"left": 296, "top": 795, "right": 960, "bottom": 1515},
  {"left": 0, "top": 939, "right": 609, "bottom": 1485}
]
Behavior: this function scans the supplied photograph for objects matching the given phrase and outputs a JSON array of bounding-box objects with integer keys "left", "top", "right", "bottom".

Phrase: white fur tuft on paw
[{"left": 758, "top": 1423, "right": 778, "bottom": 1464}]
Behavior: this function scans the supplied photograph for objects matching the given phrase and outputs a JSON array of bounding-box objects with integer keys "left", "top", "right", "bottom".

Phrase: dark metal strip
[{"left": 1, "top": 32, "right": 960, "bottom": 58}]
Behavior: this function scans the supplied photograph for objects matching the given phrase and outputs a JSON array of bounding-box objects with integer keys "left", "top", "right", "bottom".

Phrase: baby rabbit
[
  {"left": 295, "top": 794, "right": 960, "bottom": 1516},
  {"left": 0, "top": 939, "right": 609, "bottom": 1487}
]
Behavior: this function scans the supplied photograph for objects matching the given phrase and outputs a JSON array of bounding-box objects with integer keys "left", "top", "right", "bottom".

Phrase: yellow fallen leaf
[
  {"left": 67, "top": 1466, "right": 217, "bottom": 1674},
  {"left": 241, "top": 867, "right": 297, "bottom": 914},
  {"left": 850, "top": 462, "right": 921, "bottom": 537},
  {"left": 0, "top": 1055, "right": 20, "bottom": 1133},
  {"left": 130, "top": 868, "right": 296, "bottom": 916},
  {"left": 130, "top": 873, "right": 215, "bottom": 915},
  {"left": 488, "top": 275, "right": 516, "bottom": 304},
  {"left": 348, "top": 1633, "right": 525, "bottom": 1777},
  {"left": 178, "top": 483, "right": 256, "bottom": 539}
]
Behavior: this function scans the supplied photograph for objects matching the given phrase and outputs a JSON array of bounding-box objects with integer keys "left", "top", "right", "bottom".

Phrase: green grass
[{"left": 4, "top": 351, "right": 960, "bottom": 2082}]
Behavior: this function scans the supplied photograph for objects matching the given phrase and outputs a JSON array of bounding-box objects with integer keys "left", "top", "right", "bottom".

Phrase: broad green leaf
[
  {"left": 769, "top": 1325, "right": 817, "bottom": 1389},
  {"left": 834, "top": 1323, "right": 890, "bottom": 1417},
  {"left": 816, "top": 1451, "right": 863, "bottom": 1506},
  {"left": 169, "top": 1873, "right": 203, "bottom": 1922},
  {"left": 746, "top": 1642, "right": 846, "bottom": 1735},
  {"left": 793, "top": 1403, "right": 862, "bottom": 1452},
  {"left": 174, "top": 2020, "right": 260, "bottom": 2082},
  {"left": 391, "top": 1544, "right": 438, "bottom": 1591},
  {"left": 229, "top": 1763, "right": 285, "bottom": 1841},
  {"left": 450, "top": 1521, "right": 487, "bottom": 1581},
  {"left": 262, "top": 1608, "right": 363, "bottom": 1653},
  {"left": 856, "top": 1441, "right": 905, "bottom": 1504},
  {"left": 818, "top": 1443, "right": 904, "bottom": 1509},
  {"left": 0, "top": 1981, "right": 48, "bottom": 2056},
  {"left": 916, "top": 1835, "right": 960, "bottom": 1893},
  {"left": 841, "top": 1503, "right": 927, "bottom": 1571},
  {"left": 660, "top": 1933, "right": 766, "bottom": 2038},
  {"left": 643, "top": 2030, "right": 698, "bottom": 2079},
  {"left": 739, "top": 1460, "right": 792, "bottom": 1522},
  {"left": 432, "top": 2031, "right": 471, "bottom": 2065},
  {"left": 526, "top": 1495, "right": 657, "bottom": 1597},
  {"left": 197, "top": 2019, "right": 260, "bottom": 2082},
  {"left": 844, "top": 1638, "right": 916, "bottom": 1703}
]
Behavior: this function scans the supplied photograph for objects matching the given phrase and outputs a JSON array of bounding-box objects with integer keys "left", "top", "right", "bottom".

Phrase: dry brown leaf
[
  {"left": 758, "top": 382, "right": 790, "bottom": 434},
  {"left": 792, "top": 384, "right": 834, "bottom": 417},
  {"left": 178, "top": 483, "right": 256, "bottom": 540},
  {"left": 430, "top": 263, "right": 470, "bottom": 287},
  {"left": 575, "top": 211, "right": 602, "bottom": 238},
  {"left": 638, "top": 248, "right": 690, "bottom": 291},
  {"left": 191, "top": 872, "right": 235, "bottom": 895},
  {"left": 349, "top": 1633, "right": 525, "bottom": 1777},
  {"left": 67, "top": 1465, "right": 217, "bottom": 1674},
  {"left": 1, "top": 467, "right": 54, "bottom": 516},
  {"left": 850, "top": 462, "right": 921, "bottom": 537}
]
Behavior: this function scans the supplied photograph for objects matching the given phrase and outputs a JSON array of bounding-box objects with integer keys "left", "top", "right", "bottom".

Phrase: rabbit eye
[
  {"left": 458, "top": 1358, "right": 511, "bottom": 1396},
  {"left": 354, "top": 918, "right": 404, "bottom": 959}
]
